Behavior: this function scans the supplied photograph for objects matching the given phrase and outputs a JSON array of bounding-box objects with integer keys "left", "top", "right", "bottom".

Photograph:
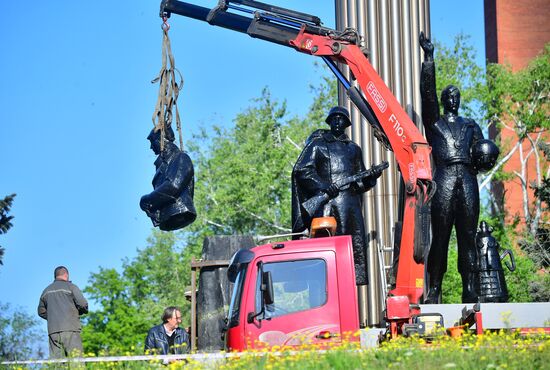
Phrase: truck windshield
[
  {"left": 227, "top": 264, "right": 248, "bottom": 328},
  {"left": 255, "top": 259, "right": 327, "bottom": 319}
]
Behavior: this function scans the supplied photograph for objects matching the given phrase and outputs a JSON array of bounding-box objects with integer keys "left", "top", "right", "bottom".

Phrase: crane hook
[{"left": 161, "top": 16, "right": 170, "bottom": 31}]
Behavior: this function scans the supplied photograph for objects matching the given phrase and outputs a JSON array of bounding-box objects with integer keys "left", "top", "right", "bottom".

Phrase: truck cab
[{"left": 225, "top": 234, "right": 360, "bottom": 351}]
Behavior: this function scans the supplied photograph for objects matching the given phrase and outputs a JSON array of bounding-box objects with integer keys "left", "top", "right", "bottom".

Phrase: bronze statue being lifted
[
  {"left": 419, "top": 32, "right": 499, "bottom": 303},
  {"left": 140, "top": 126, "right": 196, "bottom": 231}
]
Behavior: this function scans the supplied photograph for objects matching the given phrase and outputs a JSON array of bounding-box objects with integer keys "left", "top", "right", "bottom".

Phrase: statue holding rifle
[{"left": 292, "top": 106, "right": 387, "bottom": 286}]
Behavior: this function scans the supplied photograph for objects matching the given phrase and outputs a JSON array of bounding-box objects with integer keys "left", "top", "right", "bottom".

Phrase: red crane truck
[{"left": 225, "top": 227, "right": 422, "bottom": 350}]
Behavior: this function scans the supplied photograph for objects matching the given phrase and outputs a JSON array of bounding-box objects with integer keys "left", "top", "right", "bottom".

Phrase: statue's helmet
[
  {"left": 471, "top": 139, "right": 499, "bottom": 172},
  {"left": 325, "top": 106, "right": 351, "bottom": 128}
]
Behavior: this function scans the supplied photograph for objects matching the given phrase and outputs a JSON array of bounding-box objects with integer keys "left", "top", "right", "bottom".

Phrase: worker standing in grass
[
  {"left": 37, "top": 266, "right": 88, "bottom": 358},
  {"left": 145, "top": 306, "right": 190, "bottom": 354}
]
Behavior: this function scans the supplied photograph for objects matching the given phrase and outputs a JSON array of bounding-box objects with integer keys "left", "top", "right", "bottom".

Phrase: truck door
[{"left": 244, "top": 251, "right": 341, "bottom": 348}]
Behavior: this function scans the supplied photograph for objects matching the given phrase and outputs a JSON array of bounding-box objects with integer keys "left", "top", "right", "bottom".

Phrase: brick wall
[{"left": 484, "top": 0, "right": 550, "bottom": 223}]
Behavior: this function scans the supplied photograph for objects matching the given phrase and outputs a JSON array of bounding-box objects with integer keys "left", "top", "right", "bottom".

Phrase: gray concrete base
[
  {"left": 360, "top": 328, "right": 385, "bottom": 348},
  {"left": 420, "top": 302, "right": 550, "bottom": 329}
]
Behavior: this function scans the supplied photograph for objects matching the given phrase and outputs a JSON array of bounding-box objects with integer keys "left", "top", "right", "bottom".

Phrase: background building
[{"left": 484, "top": 0, "right": 550, "bottom": 222}]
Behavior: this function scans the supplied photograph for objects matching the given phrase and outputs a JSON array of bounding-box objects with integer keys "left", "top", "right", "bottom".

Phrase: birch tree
[{"left": 483, "top": 44, "right": 549, "bottom": 241}]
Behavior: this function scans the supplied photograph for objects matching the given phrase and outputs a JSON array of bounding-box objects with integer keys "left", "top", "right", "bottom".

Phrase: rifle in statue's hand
[{"left": 301, "top": 161, "right": 389, "bottom": 218}]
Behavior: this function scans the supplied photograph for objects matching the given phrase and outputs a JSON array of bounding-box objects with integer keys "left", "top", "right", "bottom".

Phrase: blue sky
[{"left": 0, "top": 0, "right": 485, "bottom": 343}]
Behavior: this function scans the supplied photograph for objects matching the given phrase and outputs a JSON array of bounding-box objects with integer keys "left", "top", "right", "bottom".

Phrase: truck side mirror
[
  {"left": 262, "top": 271, "right": 274, "bottom": 305},
  {"left": 247, "top": 270, "right": 274, "bottom": 324}
]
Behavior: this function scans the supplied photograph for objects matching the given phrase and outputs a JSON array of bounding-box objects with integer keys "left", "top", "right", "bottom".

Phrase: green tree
[
  {"left": 187, "top": 88, "right": 333, "bottom": 237},
  {"left": 181, "top": 72, "right": 336, "bottom": 254},
  {"left": 178, "top": 73, "right": 337, "bottom": 282},
  {"left": 82, "top": 267, "right": 149, "bottom": 355},
  {"left": 82, "top": 231, "right": 190, "bottom": 355},
  {"left": 520, "top": 141, "right": 550, "bottom": 271},
  {"left": 0, "top": 193, "right": 16, "bottom": 265},
  {"left": 481, "top": 44, "right": 549, "bottom": 234},
  {"left": 432, "top": 33, "right": 487, "bottom": 122},
  {"left": 517, "top": 141, "right": 550, "bottom": 301},
  {"left": 0, "top": 302, "right": 44, "bottom": 361},
  {"left": 479, "top": 44, "right": 550, "bottom": 300}
]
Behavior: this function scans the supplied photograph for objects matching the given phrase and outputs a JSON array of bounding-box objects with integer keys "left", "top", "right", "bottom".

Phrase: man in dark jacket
[
  {"left": 145, "top": 306, "right": 190, "bottom": 354},
  {"left": 292, "top": 106, "right": 382, "bottom": 286},
  {"left": 37, "top": 266, "right": 88, "bottom": 358}
]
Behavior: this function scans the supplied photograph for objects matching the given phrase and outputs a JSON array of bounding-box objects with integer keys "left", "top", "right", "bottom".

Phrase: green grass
[
  {"left": 216, "top": 330, "right": 550, "bottom": 370},
  {"left": 4, "top": 330, "right": 549, "bottom": 369}
]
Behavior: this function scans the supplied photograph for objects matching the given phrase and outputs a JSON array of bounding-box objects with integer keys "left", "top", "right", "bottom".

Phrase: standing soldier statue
[{"left": 292, "top": 106, "right": 386, "bottom": 286}]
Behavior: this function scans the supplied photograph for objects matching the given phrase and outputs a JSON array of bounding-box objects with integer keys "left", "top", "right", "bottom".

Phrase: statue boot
[{"left": 424, "top": 282, "right": 442, "bottom": 304}]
